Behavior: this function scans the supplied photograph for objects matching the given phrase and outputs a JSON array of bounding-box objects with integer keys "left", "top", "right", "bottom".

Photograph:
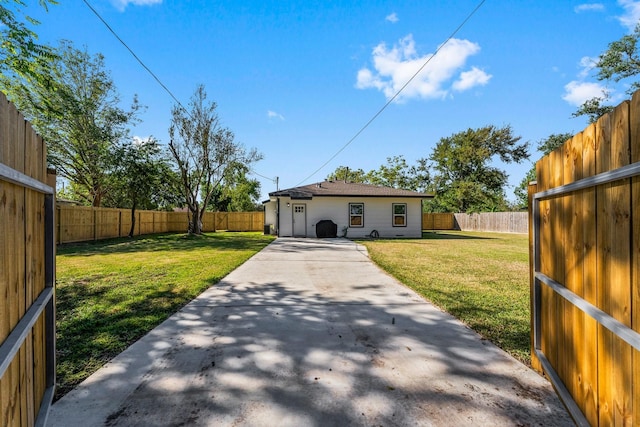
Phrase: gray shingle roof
[{"left": 268, "top": 181, "right": 433, "bottom": 199}]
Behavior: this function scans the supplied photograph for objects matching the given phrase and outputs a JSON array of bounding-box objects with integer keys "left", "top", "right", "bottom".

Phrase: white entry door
[{"left": 292, "top": 204, "right": 306, "bottom": 237}]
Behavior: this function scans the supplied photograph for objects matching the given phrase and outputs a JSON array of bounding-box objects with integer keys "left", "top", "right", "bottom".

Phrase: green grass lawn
[
  {"left": 55, "top": 232, "right": 275, "bottom": 400},
  {"left": 55, "top": 230, "right": 530, "bottom": 400},
  {"left": 361, "top": 231, "right": 531, "bottom": 365}
]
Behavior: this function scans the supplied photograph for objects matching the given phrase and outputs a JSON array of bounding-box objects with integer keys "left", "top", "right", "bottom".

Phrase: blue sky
[{"left": 24, "top": 0, "right": 640, "bottom": 201}]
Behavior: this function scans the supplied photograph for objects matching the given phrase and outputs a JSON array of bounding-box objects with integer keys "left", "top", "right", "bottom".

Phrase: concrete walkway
[{"left": 48, "top": 238, "right": 573, "bottom": 426}]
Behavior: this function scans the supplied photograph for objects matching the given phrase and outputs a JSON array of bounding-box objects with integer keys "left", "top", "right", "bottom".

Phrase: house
[{"left": 263, "top": 181, "right": 433, "bottom": 238}]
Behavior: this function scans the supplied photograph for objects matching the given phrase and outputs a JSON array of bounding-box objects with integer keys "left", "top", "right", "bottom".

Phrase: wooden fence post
[{"left": 528, "top": 180, "right": 542, "bottom": 374}]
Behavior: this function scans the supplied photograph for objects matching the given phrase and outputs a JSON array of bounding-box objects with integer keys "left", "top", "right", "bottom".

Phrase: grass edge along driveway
[
  {"left": 55, "top": 232, "right": 275, "bottom": 400},
  {"left": 361, "top": 231, "right": 531, "bottom": 365}
]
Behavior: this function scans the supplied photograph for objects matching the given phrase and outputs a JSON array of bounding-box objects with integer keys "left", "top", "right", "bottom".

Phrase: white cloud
[
  {"left": 452, "top": 67, "right": 491, "bottom": 91},
  {"left": 562, "top": 81, "right": 609, "bottom": 106},
  {"left": 385, "top": 12, "right": 399, "bottom": 23},
  {"left": 578, "top": 56, "right": 598, "bottom": 78},
  {"left": 618, "top": 0, "right": 640, "bottom": 31},
  {"left": 267, "top": 110, "right": 285, "bottom": 121},
  {"left": 356, "top": 34, "right": 490, "bottom": 101},
  {"left": 111, "top": 0, "right": 162, "bottom": 12},
  {"left": 574, "top": 3, "right": 605, "bottom": 13},
  {"left": 132, "top": 136, "right": 153, "bottom": 146}
]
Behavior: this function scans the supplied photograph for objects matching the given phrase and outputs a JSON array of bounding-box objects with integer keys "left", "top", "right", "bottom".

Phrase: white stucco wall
[
  {"left": 274, "top": 196, "right": 424, "bottom": 238},
  {"left": 263, "top": 200, "right": 278, "bottom": 234}
]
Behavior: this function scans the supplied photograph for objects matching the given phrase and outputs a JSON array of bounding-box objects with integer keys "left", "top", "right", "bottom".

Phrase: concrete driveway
[{"left": 48, "top": 238, "right": 573, "bottom": 426}]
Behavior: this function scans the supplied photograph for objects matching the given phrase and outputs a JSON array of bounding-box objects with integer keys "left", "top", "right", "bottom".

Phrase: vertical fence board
[
  {"left": 32, "top": 316, "right": 46, "bottom": 413},
  {"left": 581, "top": 123, "right": 599, "bottom": 424},
  {"left": 24, "top": 187, "right": 41, "bottom": 427},
  {"left": 550, "top": 147, "right": 565, "bottom": 381},
  {"left": 528, "top": 181, "right": 541, "bottom": 372},
  {"left": 536, "top": 153, "right": 557, "bottom": 374},
  {"left": 0, "top": 188, "right": 5, "bottom": 425},
  {"left": 594, "top": 106, "right": 633, "bottom": 425},
  {"left": 0, "top": 95, "right": 11, "bottom": 427},
  {"left": 562, "top": 134, "right": 582, "bottom": 411},
  {"left": 631, "top": 90, "right": 640, "bottom": 427},
  {"left": 8, "top": 186, "right": 25, "bottom": 390},
  {"left": 120, "top": 209, "right": 131, "bottom": 237},
  {"left": 609, "top": 102, "right": 633, "bottom": 424},
  {"left": 595, "top": 112, "right": 615, "bottom": 426}
]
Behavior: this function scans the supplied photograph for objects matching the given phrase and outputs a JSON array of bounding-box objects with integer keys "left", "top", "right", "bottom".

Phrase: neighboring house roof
[{"left": 268, "top": 181, "right": 434, "bottom": 200}]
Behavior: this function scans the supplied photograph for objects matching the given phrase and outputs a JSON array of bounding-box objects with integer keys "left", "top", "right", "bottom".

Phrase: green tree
[
  {"left": 366, "top": 156, "right": 431, "bottom": 192},
  {"left": 0, "top": 1, "right": 57, "bottom": 85},
  {"left": 2, "top": 40, "right": 141, "bottom": 206},
  {"left": 326, "top": 157, "right": 431, "bottom": 193},
  {"left": 326, "top": 166, "right": 368, "bottom": 183},
  {"left": 514, "top": 132, "right": 573, "bottom": 209},
  {"left": 425, "top": 125, "right": 529, "bottom": 213},
  {"left": 169, "top": 85, "right": 262, "bottom": 234},
  {"left": 575, "top": 23, "right": 640, "bottom": 123},
  {"left": 206, "top": 163, "right": 262, "bottom": 212},
  {"left": 106, "top": 138, "right": 179, "bottom": 236}
]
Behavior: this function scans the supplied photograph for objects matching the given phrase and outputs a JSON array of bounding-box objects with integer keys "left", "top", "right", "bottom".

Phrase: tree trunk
[
  {"left": 188, "top": 204, "right": 202, "bottom": 234},
  {"left": 128, "top": 199, "right": 137, "bottom": 238}
]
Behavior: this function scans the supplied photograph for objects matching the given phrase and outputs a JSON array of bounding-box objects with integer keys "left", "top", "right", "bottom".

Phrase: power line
[
  {"left": 83, "top": 1, "right": 275, "bottom": 182},
  {"left": 250, "top": 168, "right": 276, "bottom": 182},
  {"left": 294, "top": 0, "right": 486, "bottom": 187},
  {"left": 82, "top": 0, "right": 188, "bottom": 112}
]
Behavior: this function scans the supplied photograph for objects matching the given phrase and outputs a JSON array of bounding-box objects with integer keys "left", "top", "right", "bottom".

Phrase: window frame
[
  {"left": 349, "top": 202, "right": 364, "bottom": 228},
  {"left": 392, "top": 203, "right": 407, "bottom": 227}
]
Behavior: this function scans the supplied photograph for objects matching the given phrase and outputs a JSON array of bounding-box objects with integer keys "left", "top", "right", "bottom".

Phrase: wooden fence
[
  {"left": 0, "top": 92, "right": 55, "bottom": 426},
  {"left": 59, "top": 208, "right": 526, "bottom": 243},
  {"left": 530, "top": 91, "right": 640, "bottom": 425},
  {"left": 453, "top": 212, "right": 528, "bottom": 234},
  {"left": 422, "top": 212, "right": 528, "bottom": 233},
  {"left": 56, "top": 205, "right": 264, "bottom": 244},
  {"left": 421, "top": 212, "right": 455, "bottom": 230}
]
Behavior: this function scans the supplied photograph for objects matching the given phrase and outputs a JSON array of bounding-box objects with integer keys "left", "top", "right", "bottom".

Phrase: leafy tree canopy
[
  {"left": 327, "top": 127, "right": 526, "bottom": 214},
  {"left": 2, "top": 40, "right": 141, "bottom": 207},
  {"left": 326, "top": 166, "right": 368, "bottom": 183},
  {"left": 0, "top": 1, "right": 57, "bottom": 85},
  {"left": 575, "top": 23, "right": 640, "bottom": 123},
  {"left": 206, "top": 162, "right": 262, "bottom": 212},
  {"left": 326, "top": 156, "right": 430, "bottom": 193},
  {"left": 105, "top": 138, "right": 179, "bottom": 209},
  {"left": 425, "top": 125, "right": 528, "bottom": 213},
  {"left": 104, "top": 138, "right": 179, "bottom": 236}
]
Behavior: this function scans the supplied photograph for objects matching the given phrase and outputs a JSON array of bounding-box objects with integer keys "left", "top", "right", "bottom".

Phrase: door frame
[{"left": 292, "top": 203, "right": 307, "bottom": 237}]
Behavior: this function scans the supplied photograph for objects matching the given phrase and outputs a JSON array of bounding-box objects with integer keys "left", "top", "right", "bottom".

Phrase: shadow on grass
[
  {"left": 416, "top": 284, "right": 530, "bottom": 364},
  {"left": 421, "top": 231, "right": 495, "bottom": 240},
  {"left": 57, "top": 232, "right": 275, "bottom": 257}
]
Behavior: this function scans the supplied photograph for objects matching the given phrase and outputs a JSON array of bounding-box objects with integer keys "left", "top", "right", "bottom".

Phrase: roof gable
[{"left": 269, "top": 181, "right": 433, "bottom": 199}]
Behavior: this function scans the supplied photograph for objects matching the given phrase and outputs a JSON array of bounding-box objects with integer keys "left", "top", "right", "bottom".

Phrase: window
[
  {"left": 349, "top": 203, "right": 364, "bottom": 227},
  {"left": 393, "top": 203, "right": 407, "bottom": 227}
]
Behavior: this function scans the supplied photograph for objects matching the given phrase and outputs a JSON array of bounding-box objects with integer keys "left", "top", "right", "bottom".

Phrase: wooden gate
[
  {"left": 530, "top": 92, "right": 640, "bottom": 425},
  {"left": 0, "top": 93, "right": 56, "bottom": 426}
]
